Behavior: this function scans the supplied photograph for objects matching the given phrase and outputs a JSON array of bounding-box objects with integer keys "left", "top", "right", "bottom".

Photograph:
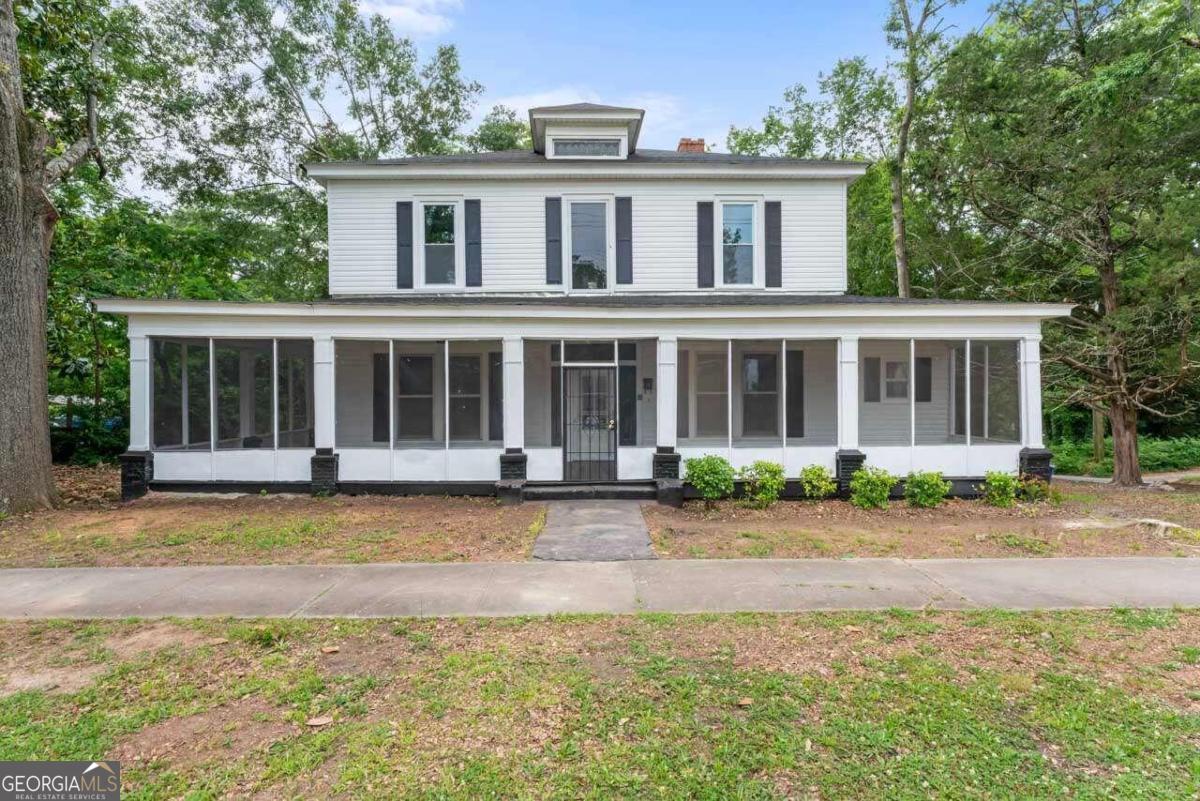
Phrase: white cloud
[
  {"left": 480, "top": 86, "right": 727, "bottom": 152},
  {"left": 358, "top": 0, "right": 462, "bottom": 37}
]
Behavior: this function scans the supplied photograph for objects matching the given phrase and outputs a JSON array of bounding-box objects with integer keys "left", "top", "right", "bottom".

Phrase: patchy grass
[
  {"left": 0, "top": 470, "right": 544, "bottom": 566},
  {"left": 647, "top": 482, "right": 1200, "bottom": 560},
  {"left": 2, "top": 611, "right": 1199, "bottom": 798}
]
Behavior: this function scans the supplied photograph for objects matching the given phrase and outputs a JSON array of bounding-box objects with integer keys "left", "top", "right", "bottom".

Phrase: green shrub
[
  {"left": 798, "top": 464, "right": 837, "bottom": 500},
  {"left": 849, "top": 466, "right": 899, "bottom": 510},
  {"left": 981, "top": 471, "right": 1020, "bottom": 507},
  {"left": 1018, "top": 476, "right": 1052, "bottom": 503},
  {"left": 1048, "top": 436, "right": 1200, "bottom": 477},
  {"left": 739, "top": 460, "right": 787, "bottom": 508},
  {"left": 904, "top": 471, "right": 951, "bottom": 508},
  {"left": 685, "top": 455, "right": 735, "bottom": 503}
]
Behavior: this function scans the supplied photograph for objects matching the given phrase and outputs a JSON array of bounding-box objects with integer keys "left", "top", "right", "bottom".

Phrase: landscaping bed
[
  {"left": 1, "top": 610, "right": 1197, "bottom": 798},
  {"left": 0, "top": 466, "right": 545, "bottom": 567},
  {"left": 646, "top": 482, "right": 1200, "bottom": 559}
]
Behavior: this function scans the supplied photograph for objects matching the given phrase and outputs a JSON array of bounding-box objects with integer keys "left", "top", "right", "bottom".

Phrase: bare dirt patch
[
  {"left": 106, "top": 621, "right": 215, "bottom": 657},
  {"left": 645, "top": 483, "right": 1200, "bottom": 559},
  {"left": 110, "top": 697, "right": 296, "bottom": 770},
  {"left": 1, "top": 664, "right": 106, "bottom": 697}
]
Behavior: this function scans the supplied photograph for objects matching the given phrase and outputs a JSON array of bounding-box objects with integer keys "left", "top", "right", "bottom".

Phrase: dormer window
[{"left": 552, "top": 138, "right": 622, "bottom": 158}]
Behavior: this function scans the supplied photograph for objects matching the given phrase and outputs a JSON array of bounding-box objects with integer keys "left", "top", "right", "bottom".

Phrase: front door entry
[{"left": 563, "top": 366, "right": 617, "bottom": 481}]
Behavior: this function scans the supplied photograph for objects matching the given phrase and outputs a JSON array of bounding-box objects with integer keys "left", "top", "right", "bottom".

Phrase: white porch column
[
  {"left": 313, "top": 336, "right": 335, "bottom": 449},
  {"left": 502, "top": 336, "right": 525, "bottom": 450},
  {"left": 837, "top": 336, "right": 860, "bottom": 450},
  {"left": 129, "top": 334, "right": 150, "bottom": 451},
  {"left": 1021, "top": 335, "right": 1044, "bottom": 448},
  {"left": 655, "top": 337, "right": 678, "bottom": 449}
]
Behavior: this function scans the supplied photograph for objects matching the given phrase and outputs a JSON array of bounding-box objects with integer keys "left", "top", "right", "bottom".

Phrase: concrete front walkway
[
  {"left": 1, "top": 557, "right": 1199, "bottom": 619},
  {"left": 532, "top": 501, "right": 655, "bottom": 561}
]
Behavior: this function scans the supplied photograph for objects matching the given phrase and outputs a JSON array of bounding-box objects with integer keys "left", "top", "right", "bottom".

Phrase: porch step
[{"left": 522, "top": 481, "right": 658, "bottom": 501}]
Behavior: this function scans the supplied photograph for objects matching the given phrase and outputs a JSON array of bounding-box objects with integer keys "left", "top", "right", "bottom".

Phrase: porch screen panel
[
  {"left": 915, "top": 340, "right": 964, "bottom": 445},
  {"left": 735, "top": 341, "right": 781, "bottom": 441},
  {"left": 394, "top": 342, "right": 442, "bottom": 445},
  {"left": 335, "top": 340, "right": 390, "bottom": 448},
  {"left": 214, "top": 339, "right": 273, "bottom": 449},
  {"left": 277, "top": 340, "right": 314, "bottom": 448},
  {"left": 972, "top": 341, "right": 1021, "bottom": 443},
  {"left": 785, "top": 341, "right": 837, "bottom": 444},
  {"left": 691, "top": 346, "right": 728, "bottom": 440},
  {"left": 522, "top": 341, "right": 555, "bottom": 447},
  {"left": 488, "top": 352, "right": 503, "bottom": 441},
  {"left": 151, "top": 338, "right": 211, "bottom": 451},
  {"left": 859, "top": 340, "right": 912, "bottom": 446}
]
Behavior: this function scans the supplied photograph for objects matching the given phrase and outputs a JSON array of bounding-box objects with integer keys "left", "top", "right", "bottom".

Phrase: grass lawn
[
  {"left": 0, "top": 466, "right": 546, "bottom": 567},
  {"left": 646, "top": 483, "right": 1200, "bottom": 560},
  {"left": 1, "top": 611, "right": 1199, "bottom": 799}
]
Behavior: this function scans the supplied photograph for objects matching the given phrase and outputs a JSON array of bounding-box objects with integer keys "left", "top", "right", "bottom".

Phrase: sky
[{"left": 385, "top": 0, "right": 996, "bottom": 152}]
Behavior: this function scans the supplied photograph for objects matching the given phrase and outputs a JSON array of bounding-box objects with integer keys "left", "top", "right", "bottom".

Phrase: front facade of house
[{"left": 99, "top": 103, "right": 1069, "bottom": 501}]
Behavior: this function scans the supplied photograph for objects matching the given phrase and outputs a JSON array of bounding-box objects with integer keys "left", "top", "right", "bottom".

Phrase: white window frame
[
  {"left": 415, "top": 197, "right": 465, "bottom": 289},
  {"left": 548, "top": 134, "right": 628, "bottom": 160},
  {"left": 883, "top": 359, "right": 909, "bottom": 402},
  {"left": 562, "top": 195, "right": 615, "bottom": 293},
  {"left": 714, "top": 197, "right": 765, "bottom": 289}
]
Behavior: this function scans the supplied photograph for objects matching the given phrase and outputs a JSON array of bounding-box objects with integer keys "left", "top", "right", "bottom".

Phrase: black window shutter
[
  {"left": 915, "top": 357, "right": 932, "bottom": 403},
  {"left": 545, "top": 198, "right": 562, "bottom": 284},
  {"left": 372, "top": 353, "right": 389, "bottom": 442},
  {"left": 765, "top": 201, "right": 782, "bottom": 287},
  {"left": 697, "top": 201, "right": 714, "bottom": 288},
  {"left": 396, "top": 201, "right": 413, "bottom": 289},
  {"left": 786, "top": 349, "right": 804, "bottom": 438},
  {"left": 488, "top": 352, "right": 503, "bottom": 441},
  {"left": 864, "top": 357, "right": 881, "bottom": 403},
  {"left": 616, "top": 196, "right": 633, "bottom": 284},
  {"left": 465, "top": 199, "right": 482, "bottom": 287}
]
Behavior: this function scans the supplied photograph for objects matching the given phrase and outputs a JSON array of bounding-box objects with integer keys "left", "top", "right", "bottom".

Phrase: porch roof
[{"left": 94, "top": 294, "right": 1075, "bottom": 321}]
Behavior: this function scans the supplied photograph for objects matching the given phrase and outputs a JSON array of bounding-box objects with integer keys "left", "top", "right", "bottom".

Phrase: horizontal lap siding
[{"left": 327, "top": 179, "right": 847, "bottom": 295}]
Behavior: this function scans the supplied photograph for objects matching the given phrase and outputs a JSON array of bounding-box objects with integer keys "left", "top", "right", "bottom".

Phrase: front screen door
[{"left": 563, "top": 366, "right": 617, "bottom": 481}]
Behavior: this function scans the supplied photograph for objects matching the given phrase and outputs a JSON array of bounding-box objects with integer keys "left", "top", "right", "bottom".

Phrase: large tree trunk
[
  {"left": 1091, "top": 407, "right": 1106, "bottom": 461},
  {"left": 1108, "top": 403, "right": 1142, "bottom": 486},
  {"left": 0, "top": 0, "right": 57, "bottom": 513},
  {"left": 889, "top": 165, "right": 911, "bottom": 299}
]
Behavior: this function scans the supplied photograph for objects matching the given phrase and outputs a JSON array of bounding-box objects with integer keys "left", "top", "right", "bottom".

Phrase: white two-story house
[{"left": 98, "top": 103, "right": 1069, "bottom": 502}]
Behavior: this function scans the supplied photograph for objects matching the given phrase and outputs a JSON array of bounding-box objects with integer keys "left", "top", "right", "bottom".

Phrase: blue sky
[{"left": 384, "top": 0, "right": 995, "bottom": 151}]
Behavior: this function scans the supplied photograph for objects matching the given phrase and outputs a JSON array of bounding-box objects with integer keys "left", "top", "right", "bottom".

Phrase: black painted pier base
[
  {"left": 119, "top": 451, "right": 153, "bottom": 501},
  {"left": 653, "top": 447, "right": 681, "bottom": 480},
  {"left": 834, "top": 449, "right": 866, "bottom": 498},
  {"left": 310, "top": 448, "right": 339, "bottom": 495},
  {"left": 500, "top": 449, "right": 528, "bottom": 480},
  {"left": 1019, "top": 447, "right": 1054, "bottom": 483}
]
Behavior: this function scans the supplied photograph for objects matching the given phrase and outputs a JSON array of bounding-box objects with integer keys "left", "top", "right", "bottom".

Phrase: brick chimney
[{"left": 677, "top": 137, "right": 706, "bottom": 153}]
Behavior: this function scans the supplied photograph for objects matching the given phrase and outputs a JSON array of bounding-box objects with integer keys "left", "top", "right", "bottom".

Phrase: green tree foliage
[
  {"left": 141, "top": 0, "right": 482, "bottom": 300},
  {"left": 467, "top": 105, "right": 531, "bottom": 152},
  {"left": 936, "top": 0, "right": 1200, "bottom": 483}
]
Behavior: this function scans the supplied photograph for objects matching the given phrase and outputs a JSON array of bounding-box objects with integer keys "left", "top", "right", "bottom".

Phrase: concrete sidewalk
[{"left": 1, "top": 557, "right": 1198, "bottom": 618}]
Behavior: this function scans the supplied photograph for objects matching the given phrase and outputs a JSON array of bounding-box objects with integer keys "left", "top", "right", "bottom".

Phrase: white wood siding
[{"left": 326, "top": 179, "right": 848, "bottom": 296}]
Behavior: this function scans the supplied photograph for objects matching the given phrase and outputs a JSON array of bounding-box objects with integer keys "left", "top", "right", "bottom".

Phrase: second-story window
[
  {"left": 570, "top": 201, "right": 608, "bottom": 290},
  {"left": 721, "top": 203, "right": 755, "bottom": 285},
  {"left": 423, "top": 203, "right": 456, "bottom": 285}
]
